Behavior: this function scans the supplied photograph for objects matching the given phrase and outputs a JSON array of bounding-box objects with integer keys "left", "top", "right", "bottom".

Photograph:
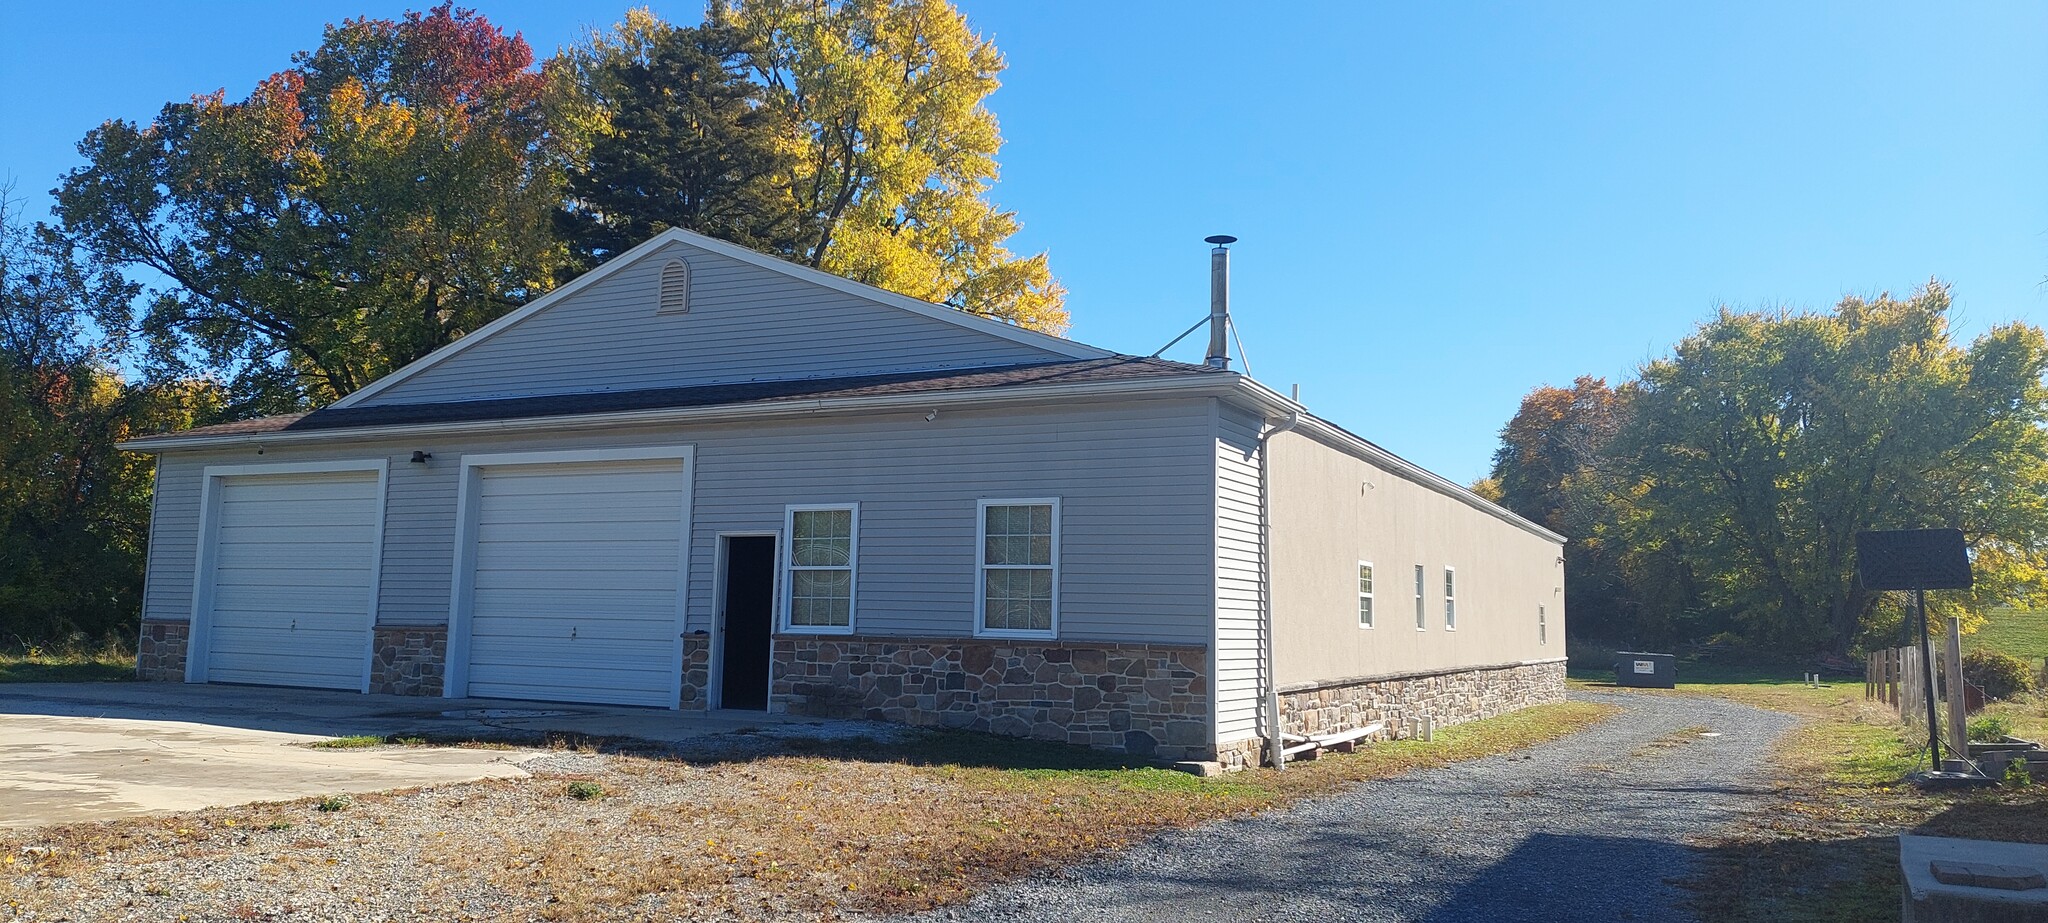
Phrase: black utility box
[{"left": 1614, "top": 651, "right": 1676, "bottom": 688}]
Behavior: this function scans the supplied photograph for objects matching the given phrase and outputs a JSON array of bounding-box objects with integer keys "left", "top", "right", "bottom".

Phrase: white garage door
[
  {"left": 202, "top": 471, "right": 380, "bottom": 689},
  {"left": 463, "top": 459, "right": 686, "bottom": 707}
]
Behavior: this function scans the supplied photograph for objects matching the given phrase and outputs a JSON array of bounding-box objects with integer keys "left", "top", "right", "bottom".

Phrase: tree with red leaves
[{"left": 55, "top": 4, "right": 591, "bottom": 410}]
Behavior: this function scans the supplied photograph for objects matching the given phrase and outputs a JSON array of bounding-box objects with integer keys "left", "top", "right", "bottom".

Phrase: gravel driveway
[{"left": 888, "top": 691, "right": 1798, "bottom": 923}]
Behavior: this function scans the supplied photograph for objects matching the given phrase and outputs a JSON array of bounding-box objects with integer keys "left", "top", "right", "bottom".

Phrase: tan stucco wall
[{"left": 1269, "top": 430, "right": 1565, "bottom": 687}]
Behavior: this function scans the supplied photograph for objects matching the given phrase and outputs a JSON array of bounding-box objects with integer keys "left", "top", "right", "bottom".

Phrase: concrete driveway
[{"left": 0, "top": 682, "right": 832, "bottom": 830}]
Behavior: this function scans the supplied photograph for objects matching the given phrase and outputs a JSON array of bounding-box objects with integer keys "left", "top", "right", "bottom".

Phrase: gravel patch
[{"left": 882, "top": 692, "right": 1799, "bottom": 923}]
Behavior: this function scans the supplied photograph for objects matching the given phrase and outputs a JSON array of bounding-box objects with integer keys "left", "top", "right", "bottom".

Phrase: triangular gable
[{"left": 336, "top": 228, "right": 1106, "bottom": 408}]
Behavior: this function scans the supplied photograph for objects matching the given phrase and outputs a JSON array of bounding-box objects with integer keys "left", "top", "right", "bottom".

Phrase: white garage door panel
[
  {"left": 463, "top": 459, "right": 685, "bottom": 708},
  {"left": 203, "top": 471, "right": 379, "bottom": 690}
]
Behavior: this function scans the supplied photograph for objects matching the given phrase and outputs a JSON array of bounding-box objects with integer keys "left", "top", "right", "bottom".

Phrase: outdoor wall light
[{"left": 409, "top": 451, "right": 432, "bottom": 464}]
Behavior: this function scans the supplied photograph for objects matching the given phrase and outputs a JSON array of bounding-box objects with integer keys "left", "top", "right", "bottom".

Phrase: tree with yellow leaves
[{"left": 726, "top": 0, "right": 1067, "bottom": 332}]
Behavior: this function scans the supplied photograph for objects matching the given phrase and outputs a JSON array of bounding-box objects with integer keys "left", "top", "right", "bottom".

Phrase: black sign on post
[
  {"left": 1856, "top": 527, "right": 1972, "bottom": 776},
  {"left": 1856, "top": 528, "right": 1972, "bottom": 591}
]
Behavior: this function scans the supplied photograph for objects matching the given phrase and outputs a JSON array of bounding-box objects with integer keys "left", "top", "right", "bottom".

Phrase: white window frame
[
  {"left": 1414, "top": 564, "right": 1426, "bottom": 631},
  {"left": 780, "top": 503, "right": 859, "bottom": 635},
  {"left": 1444, "top": 565, "right": 1458, "bottom": 631},
  {"left": 1357, "top": 561, "right": 1375, "bottom": 629},
  {"left": 1539, "top": 604, "right": 1547, "bottom": 645},
  {"left": 975, "top": 497, "right": 1061, "bottom": 640}
]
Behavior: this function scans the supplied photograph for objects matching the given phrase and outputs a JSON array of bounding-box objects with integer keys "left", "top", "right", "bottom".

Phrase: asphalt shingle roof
[{"left": 149, "top": 356, "right": 1221, "bottom": 440}]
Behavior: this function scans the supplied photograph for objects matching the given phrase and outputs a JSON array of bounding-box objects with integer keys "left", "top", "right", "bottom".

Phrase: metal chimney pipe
[{"left": 1205, "top": 235, "right": 1236, "bottom": 369}]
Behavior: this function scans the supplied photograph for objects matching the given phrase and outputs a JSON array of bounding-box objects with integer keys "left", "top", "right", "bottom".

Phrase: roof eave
[
  {"left": 1224, "top": 378, "right": 1568, "bottom": 545},
  {"left": 119, "top": 373, "right": 1233, "bottom": 453}
]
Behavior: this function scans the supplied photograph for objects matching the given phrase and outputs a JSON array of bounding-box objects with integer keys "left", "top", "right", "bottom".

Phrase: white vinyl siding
[
  {"left": 1357, "top": 562, "right": 1374, "bottom": 628},
  {"left": 360, "top": 240, "right": 1064, "bottom": 406},
  {"left": 783, "top": 505, "right": 857, "bottom": 633},
  {"left": 658, "top": 259, "right": 690, "bottom": 314},
  {"left": 458, "top": 457, "right": 687, "bottom": 707},
  {"left": 194, "top": 468, "right": 381, "bottom": 689},
  {"left": 142, "top": 400, "right": 1216, "bottom": 646},
  {"left": 977, "top": 499, "right": 1058, "bottom": 638},
  {"left": 1444, "top": 566, "right": 1458, "bottom": 631}
]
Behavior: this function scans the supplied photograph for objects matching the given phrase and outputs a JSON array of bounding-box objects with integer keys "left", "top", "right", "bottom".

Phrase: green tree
[
  {"left": 559, "top": 9, "right": 803, "bottom": 270},
  {"left": 0, "top": 194, "right": 215, "bottom": 643},
  {"left": 1620, "top": 284, "right": 2048, "bottom": 652},
  {"left": 726, "top": 0, "right": 1069, "bottom": 332},
  {"left": 54, "top": 4, "right": 590, "bottom": 410},
  {"left": 1486, "top": 376, "right": 1654, "bottom": 643},
  {"left": 1491, "top": 285, "right": 2048, "bottom": 654}
]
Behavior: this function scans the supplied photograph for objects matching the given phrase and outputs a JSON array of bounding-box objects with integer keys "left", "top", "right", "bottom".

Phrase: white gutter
[
  {"left": 118, "top": 367, "right": 1563, "bottom": 545},
  {"left": 118, "top": 374, "right": 1237, "bottom": 453},
  {"left": 1256, "top": 409, "right": 1302, "bottom": 770}
]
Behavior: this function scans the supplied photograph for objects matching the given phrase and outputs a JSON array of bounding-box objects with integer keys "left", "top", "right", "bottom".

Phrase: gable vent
[{"left": 658, "top": 259, "right": 690, "bottom": 314}]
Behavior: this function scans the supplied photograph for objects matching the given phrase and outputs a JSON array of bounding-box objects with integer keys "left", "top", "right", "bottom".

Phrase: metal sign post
[
  {"left": 1856, "top": 529, "right": 1972, "bottom": 776},
  {"left": 1913, "top": 586, "right": 1941, "bottom": 770}
]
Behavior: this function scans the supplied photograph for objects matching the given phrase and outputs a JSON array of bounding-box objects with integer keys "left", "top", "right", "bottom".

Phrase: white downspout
[{"left": 1257, "top": 409, "right": 1301, "bottom": 769}]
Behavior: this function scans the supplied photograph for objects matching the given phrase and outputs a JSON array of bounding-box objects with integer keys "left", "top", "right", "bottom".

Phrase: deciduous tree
[
  {"left": 54, "top": 4, "right": 589, "bottom": 409},
  {"left": 0, "top": 195, "right": 215, "bottom": 643},
  {"left": 726, "top": 0, "right": 1068, "bottom": 332},
  {"left": 1494, "top": 284, "right": 2048, "bottom": 654}
]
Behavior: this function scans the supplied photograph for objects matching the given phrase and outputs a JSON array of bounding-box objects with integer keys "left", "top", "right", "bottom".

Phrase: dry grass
[{"left": 0, "top": 702, "right": 1614, "bottom": 921}]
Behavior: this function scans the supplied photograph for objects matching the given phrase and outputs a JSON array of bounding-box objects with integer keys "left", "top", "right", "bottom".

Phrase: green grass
[
  {"left": 0, "top": 644, "right": 133, "bottom": 683},
  {"left": 1640, "top": 662, "right": 2048, "bottom": 923},
  {"left": 1973, "top": 608, "right": 2048, "bottom": 661}
]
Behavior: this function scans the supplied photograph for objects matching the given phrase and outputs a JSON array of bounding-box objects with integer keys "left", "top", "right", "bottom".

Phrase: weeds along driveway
[{"left": 889, "top": 692, "right": 1800, "bottom": 923}]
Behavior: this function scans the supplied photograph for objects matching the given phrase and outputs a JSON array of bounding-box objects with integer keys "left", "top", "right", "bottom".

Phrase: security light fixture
[{"left": 410, "top": 451, "right": 432, "bottom": 464}]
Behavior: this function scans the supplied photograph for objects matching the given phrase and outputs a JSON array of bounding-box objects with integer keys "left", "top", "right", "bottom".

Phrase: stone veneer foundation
[
  {"left": 771, "top": 636, "right": 1211, "bottom": 762},
  {"left": 1216, "top": 658, "right": 1569, "bottom": 770},
  {"left": 369, "top": 626, "right": 449, "bottom": 696},
  {"left": 680, "top": 636, "right": 710, "bottom": 709},
  {"left": 135, "top": 620, "right": 190, "bottom": 682}
]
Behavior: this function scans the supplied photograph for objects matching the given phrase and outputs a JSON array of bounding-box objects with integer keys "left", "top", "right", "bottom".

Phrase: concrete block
[{"left": 1902, "top": 835, "right": 2048, "bottom": 922}]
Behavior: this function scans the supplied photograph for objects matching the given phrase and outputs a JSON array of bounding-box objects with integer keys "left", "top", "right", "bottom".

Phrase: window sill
[
  {"left": 779, "top": 625, "right": 856, "bottom": 636},
  {"left": 974, "top": 628, "right": 1058, "bottom": 642}
]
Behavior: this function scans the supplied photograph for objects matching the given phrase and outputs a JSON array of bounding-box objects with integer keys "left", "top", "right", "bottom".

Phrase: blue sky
[{"left": 3, "top": 3, "right": 2044, "bottom": 482}]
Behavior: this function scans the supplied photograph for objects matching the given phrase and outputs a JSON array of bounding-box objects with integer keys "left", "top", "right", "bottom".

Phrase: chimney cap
[{"left": 1204, "top": 235, "right": 1238, "bottom": 246}]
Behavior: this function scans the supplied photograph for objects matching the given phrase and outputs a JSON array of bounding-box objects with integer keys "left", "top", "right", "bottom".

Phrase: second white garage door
[{"left": 462, "top": 458, "right": 687, "bottom": 707}]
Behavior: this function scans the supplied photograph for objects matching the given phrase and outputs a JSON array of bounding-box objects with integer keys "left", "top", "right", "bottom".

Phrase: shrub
[
  {"left": 316, "top": 795, "right": 352, "bottom": 812},
  {"left": 1963, "top": 650, "right": 2037, "bottom": 701},
  {"left": 566, "top": 781, "right": 605, "bottom": 801},
  {"left": 2006, "top": 757, "right": 2034, "bottom": 788},
  {"left": 1969, "top": 714, "right": 2015, "bottom": 742}
]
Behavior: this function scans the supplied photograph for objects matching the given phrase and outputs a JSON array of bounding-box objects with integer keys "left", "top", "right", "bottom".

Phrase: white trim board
[
  {"left": 183, "top": 458, "right": 390, "bottom": 692},
  {"left": 128, "top": 374, "right": 1567, "bottom": 546},
  {"left": 332, "top": 227, "right": 1109, "bottom": 409},
  {"left": 442, "top": 444, "right": 697, "bottom": 708}
]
